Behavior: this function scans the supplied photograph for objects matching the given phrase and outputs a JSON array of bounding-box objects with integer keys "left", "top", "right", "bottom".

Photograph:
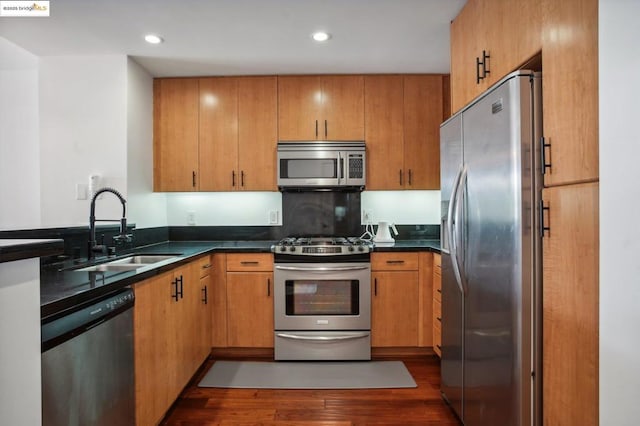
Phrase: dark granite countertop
[
  {"left": 40, "top": 240, "right": 276, "bottom": 319},
  {"left": 0, "top": 239, "right": 64, "bottom": 263},
  {"left": 372, "top": 239, "right": 441, "bottom": 253},
  {"left": 40, "top": 238, "right": 440, "bottom": 319}
]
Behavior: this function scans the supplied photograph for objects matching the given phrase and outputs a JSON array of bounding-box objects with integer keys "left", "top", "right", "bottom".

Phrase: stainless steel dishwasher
[{"left": 41, "top": 288, "right": 135, "bottom": 426}]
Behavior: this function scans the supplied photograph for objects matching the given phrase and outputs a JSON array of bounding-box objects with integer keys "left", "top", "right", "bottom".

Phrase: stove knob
[
  {"left": 348, "top": 246, "right": 355, "bottom": 252},
  {"left": 280, "top": 246, "right": 287, "bottom": 252},
  {"left": 289, "top": 246, "right": 296, "bottom": 252},
  {"left": 357, "top": 246, "right": 364, "bottom": 252}
]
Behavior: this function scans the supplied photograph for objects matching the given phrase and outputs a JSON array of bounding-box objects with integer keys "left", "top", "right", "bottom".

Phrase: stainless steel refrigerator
[{"left": 439, "top": 70, "right": 542, "bottom": 426}]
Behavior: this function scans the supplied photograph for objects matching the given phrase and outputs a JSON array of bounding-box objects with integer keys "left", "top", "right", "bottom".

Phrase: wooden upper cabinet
[
  {"left": 199, "top": 77, "right": 239, "bottom": 191},
  {"left": 365, "top": 75, "right": 445, "bottom": 190},
  {"left": 153, "top": 78, "right": 200, "bottom": 191},
  {"left": 322, "top": 75, "right": 365, "bottom": 140},
  {"left": 541, "top": 0, "right": 598, "bottom": 185},
  {"left": 278, "top": 75, "right": 364, "bottom": 141},
  {"left": 403, "top": 75, "right": 443, "bottom": 189},
  {"left": 450, "top": 0, "right": 542, "bottom": 114},
  {"left": 365, "top": 75, "right": 404, "bottom": 190},
  {"left": 238, "top": 76, "right": 277, "bottom": 191}
]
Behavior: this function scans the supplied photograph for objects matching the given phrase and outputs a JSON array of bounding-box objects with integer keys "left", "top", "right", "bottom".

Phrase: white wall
[
  {"left": 0, "top": 37, "right": 41, "bottom": 229},
  {"left": 126, "top": 58, "right": 167, "bottom": 228},
  {"left": 361, "top": 190, "right": 441, "bottom": 225},
  {"left": 599, "top": 0, "right": 640, "bottom": 423},
  {"left": 166, "top": 192, "right": 282, "bottom": 226},
  {"left": 39, "top": 55, "right": 128, "bottom": 227}
]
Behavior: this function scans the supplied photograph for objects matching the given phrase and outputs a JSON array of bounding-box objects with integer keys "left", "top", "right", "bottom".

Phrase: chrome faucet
[{"left": 88, "top": 187, "right": 132, "bottom": 260}]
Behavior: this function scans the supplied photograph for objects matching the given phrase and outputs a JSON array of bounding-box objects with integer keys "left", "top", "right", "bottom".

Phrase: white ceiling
[{"left": 0, "top": 0, "right": 466, "bottom": 77}]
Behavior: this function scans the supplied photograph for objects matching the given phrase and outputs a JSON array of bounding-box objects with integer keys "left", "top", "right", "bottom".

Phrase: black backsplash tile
[
  {"left": 169, "top": 226, "right": 280, "bottom": 241},
  {"left": 281, "top": 191, "right": 361, "bottom": 237}
]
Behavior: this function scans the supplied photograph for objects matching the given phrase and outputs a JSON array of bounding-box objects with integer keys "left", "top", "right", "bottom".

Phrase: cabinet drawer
[
  {"left": 226, "top": 253, "right": 273, "bottom": 272},
  {"left": 433, "top": 253, "right": 441, "bottom": 272},
  {"left": 433, "top": 321, "right": 442, "bottom": 357},
  {"left": 371, "top": 252, "right": 419, "bottom": 271},
  {"left": 195, "top": 255, "right": 213, "bottom": 278},
  {"left": 433, "top": 299, "right": 442, "bottom": 325}
]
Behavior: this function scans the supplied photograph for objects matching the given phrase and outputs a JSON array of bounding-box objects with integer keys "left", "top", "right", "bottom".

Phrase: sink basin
[{"left": 72, "top": 254, "right": 180, "bottom": 272}]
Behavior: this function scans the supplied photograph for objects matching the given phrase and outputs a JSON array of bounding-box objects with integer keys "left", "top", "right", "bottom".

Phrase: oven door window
[{"left": 285, "top": 280, "right": 359, "bottom": 316}]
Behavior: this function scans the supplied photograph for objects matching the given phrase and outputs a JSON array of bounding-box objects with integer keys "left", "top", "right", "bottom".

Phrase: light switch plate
[
  {"left": 76, "top": 183, "right": 88, "bottom": 200},
  {"left": 187, "top": 211, "right": 196, "bottom": 226}
]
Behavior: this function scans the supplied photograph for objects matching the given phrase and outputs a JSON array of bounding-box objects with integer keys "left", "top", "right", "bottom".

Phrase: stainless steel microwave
[{"left": 277, "top": 141, "right": 366, "bottom": 190}]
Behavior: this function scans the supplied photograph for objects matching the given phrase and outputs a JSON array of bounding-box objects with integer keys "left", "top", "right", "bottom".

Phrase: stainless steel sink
[{"left": 72, "top": 254, "right": 180, "bottom": 272}]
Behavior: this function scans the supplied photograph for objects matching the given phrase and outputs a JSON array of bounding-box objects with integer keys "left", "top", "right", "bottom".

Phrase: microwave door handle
[{"left": 337, "top": 152, "right": 343, "bottom": 185}]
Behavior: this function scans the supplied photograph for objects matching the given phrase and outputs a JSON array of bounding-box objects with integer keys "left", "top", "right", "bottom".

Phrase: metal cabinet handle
[
  {"left": 201, "top": 286, "right": 208, "bottom": 304},
  {"left": 192, "top": 171, "right": 196, "bottom": 188},
  {"left": 437, "top": 289, "right": 442, "bottom": 293},
  {"left": 202, "top": 263, "right": 212, "bottom": 269},
  {"left": 386, "top": 260, "right": 405, "bottom": 264},
  {"left": 315, "top": 120, "right": 318, "bottom": 138},
  {"left": 241, "top": 261, "right": 259, "bottom": 266},
  {"left": 399, "top": 169, "right": 403, "bottom": 186},
  {"left": 374, "top": 278, "right": 378, "bottom": 296},
  {"left": 241, "top": 170, "right": 245, "bottom": 187},
  {"left": 267, "top": 278, "right": 271, "bottom": 297},
  {"left": 408, "top": 169, "right": 412, "bottom": 185},
  {"left": 324, "top": 120, "right": 328, "bottom": 138},
  {"left": 172, "top": 278, "right": 179, "bottom": 301},
  {"left": 177, "top": 275, "right": 184, "bottom": 299},
  {"left": 232, "top": 170, "right": 236, "bottom": 187},
  {"left": 437, "top": 317, "right": 442, "bottom": 322},
  {"left": 436, "top": 344, "right": 442, "bottom": 350}
]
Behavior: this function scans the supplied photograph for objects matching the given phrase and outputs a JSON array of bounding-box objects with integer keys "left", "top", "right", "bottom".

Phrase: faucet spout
[{"left": 88, "top": 187, "right": 129, "bottom": 260}]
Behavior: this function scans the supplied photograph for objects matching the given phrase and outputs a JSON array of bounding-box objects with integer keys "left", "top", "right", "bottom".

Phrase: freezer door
[
  {"left": 439, "top": 114, "right": 464, "bottom": 420},
  {"left": 461, "top": 75, "right": 535, "bottom": 426}
]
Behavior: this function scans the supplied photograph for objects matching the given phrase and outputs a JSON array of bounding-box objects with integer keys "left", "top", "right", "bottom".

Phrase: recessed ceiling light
[
  {"left": 312, "top": 32, "right": 331, "bottom": 42},
  {"left": 144, "top": 34, "right": 164, "bottom": 44}
]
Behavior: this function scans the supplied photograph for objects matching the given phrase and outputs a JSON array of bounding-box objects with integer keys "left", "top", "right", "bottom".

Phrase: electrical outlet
[
  {"left": 187, "top": 211, "right": 196, "bottom": 226},
  {"left": 268, "top": 210, "right": 279, "bottom": 224},
  {"left": 76, "top": 183, "right": 88, "bottom": 200},
  {"left": 362, "top": 209, "right": 373, "bottom": 224}
]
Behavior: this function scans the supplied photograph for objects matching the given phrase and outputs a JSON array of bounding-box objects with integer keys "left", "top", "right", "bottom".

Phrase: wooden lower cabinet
[
  {"left": 371, "top": 252, "right": 419, "bottom": 347},
  {"left": 210, "top": 254, "right": 228, "bottom": 347},
  {"left": 542, "top": 182, "right": 599, "bottom": 425},
  {"left": 225, "top": 253, "right": 274, "bottom": 348},
  {"left": 134, "top": 260, "right": 210, "bottom": 426}
]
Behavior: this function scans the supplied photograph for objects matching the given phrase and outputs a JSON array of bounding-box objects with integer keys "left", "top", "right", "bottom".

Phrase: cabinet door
[
  {"left": 418, "top": 252, "right": 434, "bottom": 347},
  {"left": 171, "top": 265, "right": 197, "bottom": 394},
  {"left": 497, "top": 0, "right": 541, "bottom": 76},
  {"left": 364, "top": 75, "right": 404, "bottom": 190},
  {"left": 134, "top": 272, "right": 177, "bottom": 426},
  {"left": 238, "top": 76, "right": 277, "bottom": 191},
  {"left": 371, "top": 271, "right": 419, "bottom": 347},
  {"left": 210, "top": 254, "right": 228, "bottom": 347},
  {"left": 278, "top": 76, "right": 322, "bottom": 140},
  {"left": 153, "top": 78, "right": 199, "bottom": 191},
  {"left": 450, "top": 0, "right": 487, "bottom": 113},
  {"left": 541, "top": 0, "right": 598, "bottom": 185},
  {"left": 199, "top": 77, "right": 239, "bottom": 191},
  {"left": 321, "top": 75, "right": 364, "bottom": 140},
  {"left": 404, "top": 75, "right": 444, "bottom": 189},
  {"left": 226, "top": 272, "right": 274, "bottom": 347},
  {"left": 542, "top": 183, "right": 599, "bottom": 425},
  {"left": 432, "top": 254, "right": 442, "bottom": 356},
  {"left": 192, "top": 256, "right": 213, "bottom": 364}
]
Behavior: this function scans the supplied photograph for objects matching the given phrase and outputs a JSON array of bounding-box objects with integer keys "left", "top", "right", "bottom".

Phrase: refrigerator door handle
[
  {"left": 452, "top": 166, "right": 468, "bottom": 295},
  {"left": 448, "top": 166, "right": 465, "bottom": 295}
]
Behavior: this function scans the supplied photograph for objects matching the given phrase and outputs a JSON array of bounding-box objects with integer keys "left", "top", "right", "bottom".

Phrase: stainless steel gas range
[{"left": 272, "top": 237, "right": 372, "bottom": 361}]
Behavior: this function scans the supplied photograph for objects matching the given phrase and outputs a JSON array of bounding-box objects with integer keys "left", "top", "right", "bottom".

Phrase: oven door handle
[
  {"left": 275, "top": 265, "right": 370, "bottom": 272},
  {"left": 275, "top": 332, "right": 370, "bottom": 342}
]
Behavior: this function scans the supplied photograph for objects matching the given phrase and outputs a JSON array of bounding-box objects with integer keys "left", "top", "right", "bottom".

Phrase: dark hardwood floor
[{"left": 161, "top": 355, "right": 461, "bottom": 426}]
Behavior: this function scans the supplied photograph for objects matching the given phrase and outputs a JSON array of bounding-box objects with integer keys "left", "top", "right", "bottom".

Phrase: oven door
[{"left": 274, "top": 262, "right": 371, "bottom": 331}]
